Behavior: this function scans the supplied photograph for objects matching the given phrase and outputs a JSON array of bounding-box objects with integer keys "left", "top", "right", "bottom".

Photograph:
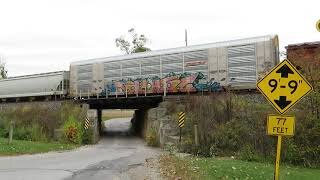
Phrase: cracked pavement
[{"left": 0, "top": 118, "right": 161, "bottom": 180}]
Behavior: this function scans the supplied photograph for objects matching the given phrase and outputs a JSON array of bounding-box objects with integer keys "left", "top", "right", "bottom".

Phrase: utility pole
[
  {"left": 8, "top": 120, "right": 13, "bottom": 145},
  {"left": 185, "top": 29, "right": 188, "bottom": 46}
]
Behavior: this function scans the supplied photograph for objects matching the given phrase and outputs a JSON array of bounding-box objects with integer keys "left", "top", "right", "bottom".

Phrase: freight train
[{"left": 0, "top": 35, "right": 279, "bottom": 101}]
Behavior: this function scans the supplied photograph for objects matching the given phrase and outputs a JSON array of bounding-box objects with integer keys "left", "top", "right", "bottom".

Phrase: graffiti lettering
[{"left": 101, "top": 72, "right": 222, "bottom": 96}]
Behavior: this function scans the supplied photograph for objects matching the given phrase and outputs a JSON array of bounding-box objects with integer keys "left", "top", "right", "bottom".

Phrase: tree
[
  {"left": 0, "top": 57, "right": 7, "bottom": 79},
  {"left": 115, "top": 28, "right": 151, "bottom": 54}
]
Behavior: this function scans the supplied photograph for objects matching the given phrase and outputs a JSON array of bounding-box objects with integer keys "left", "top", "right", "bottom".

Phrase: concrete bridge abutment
[
  {"left": 143, "top": 101, "right": 186, "bottom": 147},
  {"left": 81, "top": 104, "right": 100, "bottom": 143}
]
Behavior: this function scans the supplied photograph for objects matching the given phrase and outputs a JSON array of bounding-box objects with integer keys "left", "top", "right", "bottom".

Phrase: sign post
[
  {"left": 275, "top": 135, "right": 282, "bottom": 180},
  {"left": 257, "top": 59, "right": 312, "bottom": 180},
  {"left": 8, "top": 120, "right": 14, "bottom": 145},
  {"left": 178, "top": 112, "right": 185, "bottom": 143},
  {"left": 267, "top": 114, "right": 295, "bottom": 179}
]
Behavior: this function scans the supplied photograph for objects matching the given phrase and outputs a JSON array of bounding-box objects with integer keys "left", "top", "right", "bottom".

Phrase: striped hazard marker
[
  {"left": 177, "top": 111, "right": 186, "bottom": 143},
  {"left": 178, "top": 112, "right": 185, "bottom": 128},
  {"left": 84, "top": 117, "right": 90, "bottom": 129}
]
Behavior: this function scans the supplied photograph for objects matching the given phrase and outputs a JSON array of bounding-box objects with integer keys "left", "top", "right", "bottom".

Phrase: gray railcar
[
  {"left": 0, "top": 71, "right": 69, "bottom": 99},
  {"left": 70, "top": 35, "right": 279, "bottom": 96}
]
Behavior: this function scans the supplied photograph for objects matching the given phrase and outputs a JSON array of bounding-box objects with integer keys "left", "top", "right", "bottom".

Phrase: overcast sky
[{"left": 0, "top": 0, "right": 319, "bottom": 76}]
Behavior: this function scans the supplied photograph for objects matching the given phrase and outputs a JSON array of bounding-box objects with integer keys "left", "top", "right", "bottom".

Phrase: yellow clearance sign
[
  {"left": 257, "top": 59, "right": 313, "bottom": 114},
  {"left": 267, "top": 115, "right": 295, "bottom": 136}
]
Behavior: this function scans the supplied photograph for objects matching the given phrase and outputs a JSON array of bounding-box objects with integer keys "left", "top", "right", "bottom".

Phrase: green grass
[
  {"left": 160, "top": 155, "right": 320, "bottom": 180},
  {"left": 194, "top": 157, "right": 320, "bottom": 180},
  {"left": 0, "top": 138, "right": 79, "bottom": 156}
]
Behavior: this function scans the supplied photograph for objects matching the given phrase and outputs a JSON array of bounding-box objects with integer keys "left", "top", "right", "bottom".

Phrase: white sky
[{"left": 0, "top": 0, "right": 319, "bottom": 76}]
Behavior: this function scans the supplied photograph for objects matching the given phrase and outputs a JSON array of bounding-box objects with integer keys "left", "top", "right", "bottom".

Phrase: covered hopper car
[
  {"left": 70, "top": 35, "right": 279, "bottom": 97},
  {"left": 0, "top": 71, "right": 69, "bottom": 101}
]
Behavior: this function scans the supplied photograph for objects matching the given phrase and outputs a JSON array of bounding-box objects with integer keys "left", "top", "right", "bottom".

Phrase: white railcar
[
  {"left": 0, "top": 71, "right": 69, "bottom": 99},
  {"left": 70, "top": 35, "right": 279, "bottom": 96}
]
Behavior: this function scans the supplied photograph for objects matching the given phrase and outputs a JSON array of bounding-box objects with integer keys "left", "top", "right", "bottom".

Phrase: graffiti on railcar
[{"left": 101, "top": 72, "right": 222, "bottom": 96}]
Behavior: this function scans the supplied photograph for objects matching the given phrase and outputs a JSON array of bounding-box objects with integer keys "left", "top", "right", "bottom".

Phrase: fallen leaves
[{"left": 159, "top": 154, "right": 200, "bottom": 180}]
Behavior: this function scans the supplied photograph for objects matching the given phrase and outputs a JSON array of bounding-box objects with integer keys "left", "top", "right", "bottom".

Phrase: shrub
[
  {"left": 30, "top": 124, "right": 48, "bottom": 142},
  {"left": 13, "top": 126, "right": 31, "bottom": 141},
  {"left": 11, "top": 125, "right": 48, "bottom": 142},
  {"left": 180, "top": 135, "right": 198, "bottom": 154},
  {"left": 239, "top": 144, "right": 260, "bottom": 162},
  {"left": 63, "top": 115, "right": 83, "bottom": 144},
  {"left": 0, "top": 129, "right": 7, "bottom": 138},
  {"left": 164, "top": 143, "right": 178, "bottom": 155},
  {"left": 82, "top": 128, "right": 94, "bottom": 144},
  {"left": 146, "top": 127, "right": 158, "bottom": 146}
]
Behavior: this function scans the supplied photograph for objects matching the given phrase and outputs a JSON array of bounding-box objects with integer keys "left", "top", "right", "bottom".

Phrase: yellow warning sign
[
  {"left": 178, "top": 112, "right": 185, "bottom": 128},
  {"left": 257, "top": 59, "right": 313, "bottom": 114},
  {"left": 267, "top": 115, "right": 295, "bottom": 136},
  {"left": 84, "top": 117, "right": 90, "bottom": 130}
]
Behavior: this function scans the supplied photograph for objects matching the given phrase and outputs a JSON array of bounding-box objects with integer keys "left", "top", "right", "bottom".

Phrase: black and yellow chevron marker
[
  {"left": 84, "top": 117, "right": 90, "bottom": 129},
  {"left": 178, "top": 111, "right": 185, "bottom": 128}
]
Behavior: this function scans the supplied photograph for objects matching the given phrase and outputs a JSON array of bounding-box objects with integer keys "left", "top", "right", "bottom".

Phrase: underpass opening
[
  {"left": 87, "top": 96, "right": 163, "bottom": 139},
  {"left": 101, "top": 109, "right": 135, "bottom": 136},
  {"left": 97, "top": 108, "right": 150, "bottom": 139}
]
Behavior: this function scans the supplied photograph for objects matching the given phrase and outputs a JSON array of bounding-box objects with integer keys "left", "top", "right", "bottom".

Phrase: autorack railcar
[{"left": 69, "top": 35, "right": 279, "bottom": 97}]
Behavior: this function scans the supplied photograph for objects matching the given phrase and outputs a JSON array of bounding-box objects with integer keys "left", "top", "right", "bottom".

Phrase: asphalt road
[{"left": 0, "top": 118, "right": 161, "bottom": 180}]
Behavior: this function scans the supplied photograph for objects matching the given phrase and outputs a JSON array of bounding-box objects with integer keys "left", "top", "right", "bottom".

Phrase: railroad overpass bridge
[
  {"left": 81, "top": 93, "right": 218, "bottom": 145},
  {"left": 4, "top": 86, "right": 242, "bottom": 149},
  {"left": 0, "top": 92, "right": 195, "bottom": 146}
]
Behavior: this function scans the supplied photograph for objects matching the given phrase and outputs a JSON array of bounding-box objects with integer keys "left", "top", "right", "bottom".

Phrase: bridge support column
[
  {"left": 97, "top": 109, "right": 102, "bottom": 135},
  {"left": 84, "top": 104, "right": 100, "bottom": 143}
]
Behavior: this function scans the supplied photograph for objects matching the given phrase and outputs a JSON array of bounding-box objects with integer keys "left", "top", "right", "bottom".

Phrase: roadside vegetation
[
  {"left": 166, "top": 92, "right": 320, "bottom": 168},
  {"left": 146, "top": 127, "right": 158, "bottom": 146},
  {"left": 159, "top": 154, "right": 320, "bottom": 180},
  {"left": 0, "top": 102, "right": 94, "bottom": 155},
  {"left": 0, "top": 137, "right": 78, "bottom": 156}
]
